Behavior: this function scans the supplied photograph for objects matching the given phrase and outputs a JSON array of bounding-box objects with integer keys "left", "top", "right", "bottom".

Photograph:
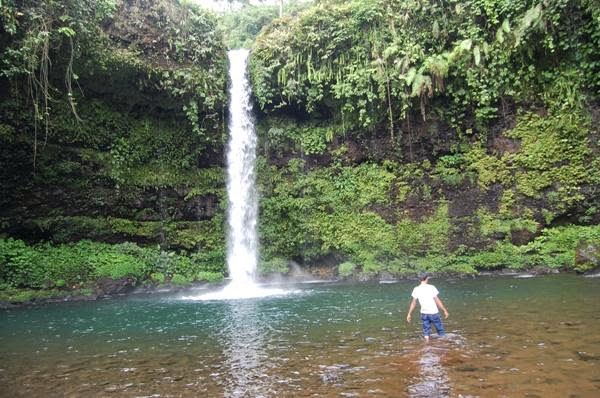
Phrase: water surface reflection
[
  {"left": 408, "top": 344, "right": 450, "bottom": 397},
  {"left": 221, "top": 300, "right": 269, "bottom": 397}
]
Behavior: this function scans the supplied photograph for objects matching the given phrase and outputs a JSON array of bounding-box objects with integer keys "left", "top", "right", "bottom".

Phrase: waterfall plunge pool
[{"left": 1, "top": 274, "right": 599, "bottom": 397}]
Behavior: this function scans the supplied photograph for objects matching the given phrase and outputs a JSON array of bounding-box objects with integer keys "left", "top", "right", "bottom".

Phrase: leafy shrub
[
  {"left": 196, "top": 271, "right": 223, "bottom": 283},
  {"left": 384, "top": 258, "right": 413, "bottom": 276},
  {"left": 42, "top": 241, "right": 97, "bottom": 284},
  {"left": 167, "top": 255, "right": 195, "bottom": 278},
  {"left": 434, "top": 154, "right": 469, "bottom": 187},
  {"left": 189, "top": 249, "right": 226, "bottom": 274},
  {"left": 171, "top": 274, "right": 191, "bottom": 285},
  {"left": 54, "top": 279, "right": 66, "bottom": 288},
  {"left": 338, "top": 261, "right": 356, "bottom": 278},
  {"left": 150, "top": 272, "right": 166, "bottom": 283},
  {"left": 91, "top": 252, "right": 145, "bottom": 280},
  {"left": 0, "top": 238, "right": 45, "bottom": 288}
]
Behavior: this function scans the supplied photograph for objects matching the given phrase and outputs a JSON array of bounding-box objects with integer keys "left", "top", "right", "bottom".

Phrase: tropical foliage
[
  {"left": 0, "top": 238, "right": 225, "bottom": 289},
  {"left": 251, "top": 0, "right": 599, "bottom": 136},
  {"left": 0, "top": 0, "right": 599, "bottom": 301}
]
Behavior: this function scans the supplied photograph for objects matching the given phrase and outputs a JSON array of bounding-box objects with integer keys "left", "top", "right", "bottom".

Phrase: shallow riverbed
[{"left": 1, "top": 275, "right": 598, "bottom": 397}]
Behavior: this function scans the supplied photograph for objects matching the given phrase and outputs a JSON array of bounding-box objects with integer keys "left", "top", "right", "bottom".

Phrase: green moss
[
  {"left": 477, "top": 208, "right": 538, "bottom": 239},
  {"left": 505, "top": 111, "right": 592, "bottom": 209},
  {"left": 0, "top": 287, "right": 93, "bottom": 304},
  {"left": 465, "top": 145, "right": 513, "bottom": 189},
  {"left": 396, "top": 203, "right": 450, "bottom": 255},
  {"left": 23, "top": 216, "right": 225, "bottom": 251},
  {"left": 164, "top": 219, "right": 225, "bottom": 251},
  {"left": 108, "top": 218, "right": 160, "bottom": 238}
]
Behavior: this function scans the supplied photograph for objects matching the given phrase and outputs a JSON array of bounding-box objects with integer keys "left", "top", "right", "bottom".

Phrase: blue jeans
[{"left": 421, "top": 313, "right": 445, "bottom": 337}]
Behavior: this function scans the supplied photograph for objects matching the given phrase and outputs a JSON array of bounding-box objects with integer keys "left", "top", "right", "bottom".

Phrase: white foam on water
[
  {"left": 182, "top": 283, "right": 297, "bottom": 301},
  {"left": 583, "top": 273, "right": 600, "bottom": 278}
]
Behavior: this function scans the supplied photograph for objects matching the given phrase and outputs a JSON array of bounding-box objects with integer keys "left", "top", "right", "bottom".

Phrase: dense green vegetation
[
  {"left": 0, "top": 0, "right": 232, "bottom": 300},
  {"left": 251, "top": 0, "right": 600, "bottom": 275},
  {"left": 0, "top": 238, "right": 224, "bottom": 288},
  {"left": 0, "top": 1, "right": 228, "bottom": 231},
  {"left": 251, "top": 0, "right": 598, "bottom": 130},
  {"left": 0, "top": 0, "right": 599, "bottom": 302}
]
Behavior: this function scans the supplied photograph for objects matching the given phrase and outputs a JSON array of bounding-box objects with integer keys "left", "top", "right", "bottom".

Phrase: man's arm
[
  {"left": 434, "top": 296, "right": 449, "bottom": 319},
  {"left": 406, "top": 298, "right": 417, "bottom": 322}
]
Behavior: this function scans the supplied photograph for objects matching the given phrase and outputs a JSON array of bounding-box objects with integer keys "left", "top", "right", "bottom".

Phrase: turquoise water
[{"left": 1, "top": 275, "right": 599, "bottom": 397}]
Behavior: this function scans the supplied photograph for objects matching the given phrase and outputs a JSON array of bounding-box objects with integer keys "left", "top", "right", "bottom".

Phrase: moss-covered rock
[{"left": 575, "top": 241, "right": 600, "bottom": 273}]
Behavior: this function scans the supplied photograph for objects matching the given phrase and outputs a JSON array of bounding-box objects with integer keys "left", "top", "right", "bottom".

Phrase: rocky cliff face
[{"left": 0, "top": 0, "right": 227, "bottom": 256}]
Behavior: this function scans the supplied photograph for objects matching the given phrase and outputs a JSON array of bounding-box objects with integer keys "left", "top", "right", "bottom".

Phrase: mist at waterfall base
[{"left": 185, "top": 49, "right": 292, "bottom": 301}]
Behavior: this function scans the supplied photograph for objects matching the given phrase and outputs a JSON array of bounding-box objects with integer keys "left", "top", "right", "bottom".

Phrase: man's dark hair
[{"left": 418, "top": 272, "right": 431, "bottom": 281}]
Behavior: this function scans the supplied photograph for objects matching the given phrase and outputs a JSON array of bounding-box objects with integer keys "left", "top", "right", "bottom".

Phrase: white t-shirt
[{"left": 411, "top": 283, "right": 440, "bottom": 314}]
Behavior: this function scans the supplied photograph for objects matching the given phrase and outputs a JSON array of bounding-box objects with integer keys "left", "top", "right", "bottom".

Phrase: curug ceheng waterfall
[
  {"left": 191, "top": 49, "right": 286, "bottom": 301},
  {"left": 225, "top": 48, "right": 259, "bottom": 287}
]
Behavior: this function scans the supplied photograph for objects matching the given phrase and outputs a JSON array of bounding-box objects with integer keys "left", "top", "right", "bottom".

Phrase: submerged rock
[
  {"left": 577, "top": 351, "right": 600, "bottom": 361},
  {"left": 319, "top": 364, "right": 350, "bottom": 385}
]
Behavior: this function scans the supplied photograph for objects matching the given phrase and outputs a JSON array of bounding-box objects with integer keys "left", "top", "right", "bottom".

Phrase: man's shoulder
[
  {"left": 428, "top": 284, "right": 440, "bottom": 295},
  {"left": 412, "top": 284, "right": 423, "bottom": 292},
  {"left": 416, "top": 284, "right": 438, "bottom": 295}
]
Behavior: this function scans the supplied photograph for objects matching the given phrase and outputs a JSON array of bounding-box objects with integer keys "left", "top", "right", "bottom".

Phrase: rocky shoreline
[{"left": 2, "top": 267, "right": 597, "bottom": 309}]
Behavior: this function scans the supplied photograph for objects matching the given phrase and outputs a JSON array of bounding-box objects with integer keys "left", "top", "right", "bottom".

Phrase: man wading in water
[{"left": 406, "top": 273, "right": 449, "bottom": 341}]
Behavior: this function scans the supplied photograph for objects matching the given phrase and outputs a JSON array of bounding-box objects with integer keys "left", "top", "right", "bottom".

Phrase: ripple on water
[{"left": 1, "top": 276, "right": 599, "bottom": 397}]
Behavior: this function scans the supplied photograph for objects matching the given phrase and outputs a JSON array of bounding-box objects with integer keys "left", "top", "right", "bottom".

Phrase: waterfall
[
  {"left": 188, "top": 49, "right": 289, "bottom": 301},
  {"left": 225, "top": 48, "right": 259, "bottom": 286}
]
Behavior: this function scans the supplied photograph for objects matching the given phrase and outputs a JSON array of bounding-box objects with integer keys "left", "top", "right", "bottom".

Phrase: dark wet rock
[
  {"left": 0, "top": 301, "right": 19, "bottom": 309},
  {"left": 492, "top": 135, "right": 521, "bottom": 154},
  {"left": 95, "top": 277, "right": 137, "bottom": 296},
  {"left": 378, "top": 271, "right": 397, "bottom": 282},
  {"left": 510, "top": 228, "right": 538, "bottom": 246},
  {"left": 530, "top": 266, "right": 559, "bottom": 275}
]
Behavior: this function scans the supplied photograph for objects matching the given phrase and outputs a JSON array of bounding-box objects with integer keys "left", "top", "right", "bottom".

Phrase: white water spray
[{"left": 187, "top": 49, "right": 288, "bottom": 301}]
